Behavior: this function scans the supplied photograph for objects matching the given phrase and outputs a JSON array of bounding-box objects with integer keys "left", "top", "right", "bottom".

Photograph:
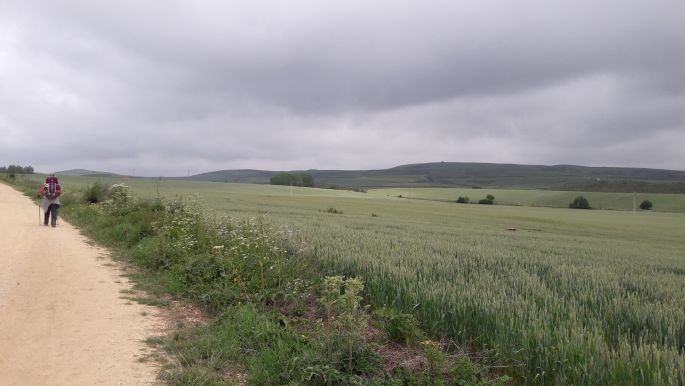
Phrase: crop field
[
  {"left": 367, "top": 187, "right": 685, "bottom": 213},
  {"left": 20, "top": 174, "right": 685, "bottom": 384}
]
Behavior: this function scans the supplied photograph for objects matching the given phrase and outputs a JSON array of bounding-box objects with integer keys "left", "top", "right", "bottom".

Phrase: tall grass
[{"left": 282, "top": 212, "right": 685, "bottom": 385}]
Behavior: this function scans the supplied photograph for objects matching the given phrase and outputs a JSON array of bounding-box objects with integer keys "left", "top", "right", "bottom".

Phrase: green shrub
[
  {"left": 84, "top": 181, "right": 109, "bottom": 203},
  {"left": 325, "top": 333, "right": 380, "bottom": 377},
  {"left": 569, "top": 196, "right": 591, "bottom": 209},
  {"left": 456, "top": 196, "right": 470, "bottom": 204},
  {"left": 326, "top": 207, "right": 343, "bottom": 214},
  {"left": 318, "top": 277, "right": 381, "bottom": 376},
  {"left": 478, "top": 194, "right": 495, "bottom": 205},
  {"left": 640, "top": 200, "right": 653, "bottom": 210},
  {"left": 375, "top": 307, "right": 424, "bottom": 346}
]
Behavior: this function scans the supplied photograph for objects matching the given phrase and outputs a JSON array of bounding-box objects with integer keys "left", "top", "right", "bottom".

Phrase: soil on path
[{"left": 0, "top": 183, "right": 164, "bottom": 385}]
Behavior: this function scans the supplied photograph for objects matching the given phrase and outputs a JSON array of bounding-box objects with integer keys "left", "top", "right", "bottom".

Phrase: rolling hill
[
  {"left": 55, "top": 169, "right": 119, "bottom": 177},
  {"left": 187, "top": 162, "right": 685, "bottom": 193}
]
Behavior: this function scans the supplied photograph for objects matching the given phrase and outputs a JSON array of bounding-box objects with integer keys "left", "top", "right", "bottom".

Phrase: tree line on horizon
[
  {"left": 269, "top": 172, "right": 314, "bottom": 187},
  {"left": 0, "top": 164, "right": 34, "bottom": 174}
]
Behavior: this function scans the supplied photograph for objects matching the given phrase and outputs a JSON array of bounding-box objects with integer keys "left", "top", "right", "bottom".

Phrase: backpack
[{"left": 45, "top": 176, "right": 61, "bottom": 199}]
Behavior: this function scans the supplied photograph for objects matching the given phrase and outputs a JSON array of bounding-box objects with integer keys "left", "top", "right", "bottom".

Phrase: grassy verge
[{"left": 1, "top": 175, "right": 510, "bottom": 385}]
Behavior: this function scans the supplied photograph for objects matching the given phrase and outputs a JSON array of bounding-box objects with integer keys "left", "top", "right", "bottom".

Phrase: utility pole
[{"left": 633, "top": 192, "right": 636, "bottom": 215}]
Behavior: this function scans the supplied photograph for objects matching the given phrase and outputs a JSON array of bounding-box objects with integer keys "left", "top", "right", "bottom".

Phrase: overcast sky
[{"left": 1, "top": 0, "right": 684, "bottom": 176}]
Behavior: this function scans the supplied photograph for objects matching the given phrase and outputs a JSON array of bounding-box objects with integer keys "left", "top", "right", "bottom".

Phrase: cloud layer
[{"left": 1, "top": 0, "right": 684, "bottom": 175}]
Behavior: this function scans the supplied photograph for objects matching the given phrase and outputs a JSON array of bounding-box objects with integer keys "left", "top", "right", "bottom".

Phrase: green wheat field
[{"left": 24, "top": 174, "right": 685, "bottom": 384}]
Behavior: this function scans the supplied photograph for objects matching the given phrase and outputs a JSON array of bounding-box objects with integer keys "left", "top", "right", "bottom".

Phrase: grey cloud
[{"left": 0, "top": 0, "right": 684, "bottom": 175}]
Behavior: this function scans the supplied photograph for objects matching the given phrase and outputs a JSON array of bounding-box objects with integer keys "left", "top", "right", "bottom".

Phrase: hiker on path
[{"left": 37, "top": 174, "right": 62, "bottom": 227}]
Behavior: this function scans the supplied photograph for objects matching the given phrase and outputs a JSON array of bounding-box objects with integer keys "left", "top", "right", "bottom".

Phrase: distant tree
[
  {"left": 569, "top": 196, "right": 591, "bottom": 209},
  {"left": 456, "top": 196, "right": 470, "bottom": 203},
  {"left": 270, "top": 172, "right": 314, "bottom": 187},
  {"left": 639, "top": 200, "right": 653, "bottom": 210},
  {"left": 2, "top": 164, "right": 34, "bottom": 174},
  {"left": 478, "top": 194, "right": 495, "bottom": 205}
]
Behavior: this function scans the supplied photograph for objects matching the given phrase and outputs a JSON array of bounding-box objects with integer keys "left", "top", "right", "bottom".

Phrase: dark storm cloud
[{"left": 0, "top": 0, "right": 684, "bottom": 175}]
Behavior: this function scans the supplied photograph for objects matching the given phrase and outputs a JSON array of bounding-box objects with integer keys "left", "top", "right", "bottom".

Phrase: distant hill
[
  {"left": 188, "top": 162, "right": 685, "bottom": 193},
  {"left": 185, "top": 169, "right": 276, "bottom": 184},
  {"left": 55, "top": 169, "right": 119, "bottom": 177}
]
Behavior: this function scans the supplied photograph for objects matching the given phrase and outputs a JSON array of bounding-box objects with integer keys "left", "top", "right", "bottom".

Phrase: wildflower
[{"left": 420, "top": 340, "right": 441, "bottom": 349}]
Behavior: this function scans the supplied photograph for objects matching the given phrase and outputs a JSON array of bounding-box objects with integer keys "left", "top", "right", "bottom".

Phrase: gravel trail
[{"left": 0, "top": 183, "right": 163, "bottom": 385}]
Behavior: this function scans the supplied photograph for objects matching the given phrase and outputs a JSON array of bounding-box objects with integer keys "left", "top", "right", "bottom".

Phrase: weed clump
[
  {"left": 84, "top": 181, "right": 109, "bottom": 203},
  {"left": 375, "top": 307, "right": 424, "bottom": 346}
]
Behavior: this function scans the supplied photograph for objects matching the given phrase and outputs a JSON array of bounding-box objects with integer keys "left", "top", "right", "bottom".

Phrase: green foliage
[
  {"left": 84, "top": 181, "right": 109, "bottom": 203},
  {"left": 318, "top": 276, "right": 381, "bottom": 378},
  {"left": 640, "top": 200, "right": 653, "bottom": 210},
  {"left": 375, "top": 307, "right": 424, "bottom": 346},
  {"left": 456, "top": 196, "right": 470, "bottom": 204},
  {"left": 390, "top": 342, "right": 510, "bottom": 386},
  {"left": 477, "top": 194, "right": 495, "bottom": 205},
  {"left": 0, "top": 164, "right": 33, "bottom": 174},
  {"left": 326, "top": 207, "right": 343, "bottom": 214},
  {"left": 569, "top": 195, "right": 591, "bottom": 209},
  {"left": 270, "top": 172, "right": 314, "bottom": 187}
]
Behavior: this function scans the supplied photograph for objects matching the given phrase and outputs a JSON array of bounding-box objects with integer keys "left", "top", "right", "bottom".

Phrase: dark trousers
[{"left": 44, "top": 204, "right": 60, "bottom": 227}]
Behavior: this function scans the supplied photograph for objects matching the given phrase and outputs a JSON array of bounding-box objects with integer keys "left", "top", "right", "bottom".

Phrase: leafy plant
[
  {"left": 375, "top": 307, "right": 424, "bottom": 346},
  {"left": 478, "top": 194, "right": 495, "bottom": 205},
  {"left": 640, "top": 200, "right": 653, "bottom": 210},
  {"left": 84, "top": 181, "right": 109, "bottom": 203},
  {"left": 569, "top": 196, "right": 591, "bottom": 209}
]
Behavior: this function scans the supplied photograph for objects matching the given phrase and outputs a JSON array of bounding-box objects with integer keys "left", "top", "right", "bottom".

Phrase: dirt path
[{"left": 0, "top": 183, "right": 164, "bottom": 385}]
